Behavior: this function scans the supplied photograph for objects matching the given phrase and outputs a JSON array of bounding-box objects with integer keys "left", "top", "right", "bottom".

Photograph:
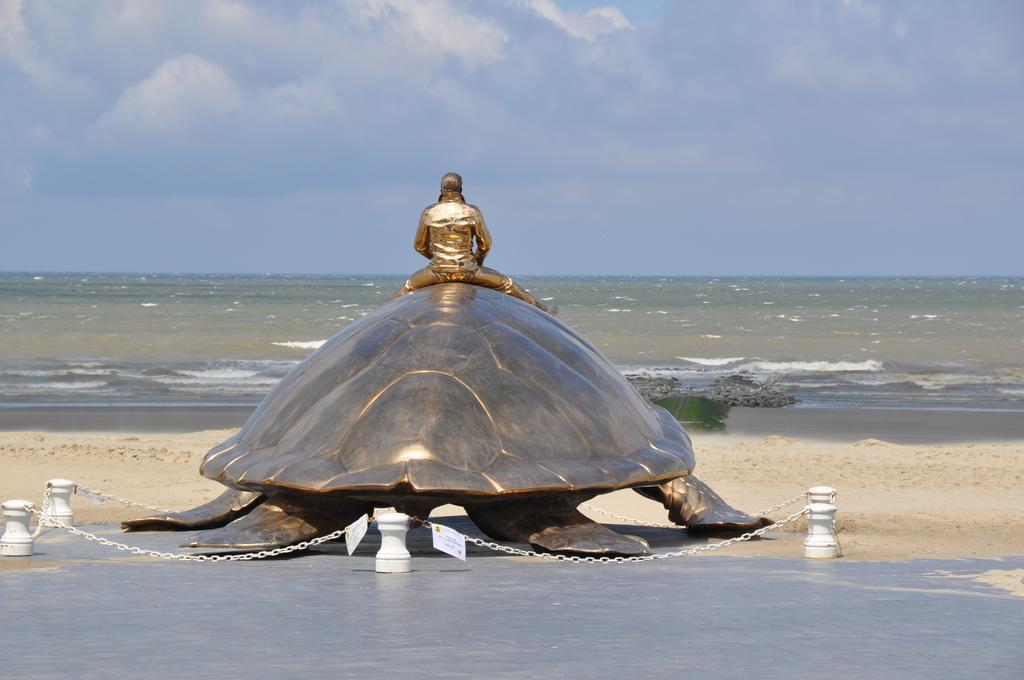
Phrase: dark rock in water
[
  {"left": 693, "top": 374, "right": 798, "bottom": 408},
  {"left": 625, "top": 372, "right": 797, "bottom": 408},
  {"left": 624, "top": 375, "right": 680, "bottom": 402}
]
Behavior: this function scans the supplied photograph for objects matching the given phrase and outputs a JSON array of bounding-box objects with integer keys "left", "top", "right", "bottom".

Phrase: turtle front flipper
[
  {"left": 636, "top": 475, "right": 770, "bottom": 536},
  {"left": 185, "top": 494, "right": 373, "bottom": 550},
  {"left": 466, "top": 496, "right": 651, "bottom": 557},
  {"left": 122, "top": 488, "right": 264, "bottom": 532}
]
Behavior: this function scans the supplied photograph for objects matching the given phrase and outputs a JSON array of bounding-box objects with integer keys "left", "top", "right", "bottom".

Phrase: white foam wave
[
  {"left": 618, "top": 366, "right": 704, "bottom": 381},
  {"left": 737, "top": 360, "right": 884, "bottom": 374},
  {"left": 847, "top": 372, "right": 1006, "bottom": 390},
  {"left": 154, "top": 376, "right": 279, "bottom": 387},
  {"left": 675, "top": 357, "right": 745, "bottom": 366},
  {"left": 140, "top": 303, "right": 158, "bottom": 307},
  {"left": 4, "top": 368, "right": 116, "bottom": 378},
  {"left": 178, "top": 369, "right": 260, "bottom": 380},
  {"left": 997, "top": 388, "right": 1024, "bottom": 396},
  {"left": 273, "top": 340, "right": 327, "bottom": 350},
  {"left": 22, "top": 381, "right": 109, "bottom": 390}
]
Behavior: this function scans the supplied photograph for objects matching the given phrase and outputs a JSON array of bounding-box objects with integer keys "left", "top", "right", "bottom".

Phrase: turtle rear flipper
[
  {"left": 185, "top": 494, "right": 372, "bottom": 550},
  {"left": 636, "top": 475, "right": 771, "bottom": 536},
  {"left": 467, "top": 496, "right": 651, "bottom": 557},
  {"left": 122, "top": 488, "right": 264, "bottom": 532}
]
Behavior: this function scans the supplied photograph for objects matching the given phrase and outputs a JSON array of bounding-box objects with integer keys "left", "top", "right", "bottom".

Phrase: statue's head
[{"left": 439, "top": 172, "right": 464, "bottom": 202}]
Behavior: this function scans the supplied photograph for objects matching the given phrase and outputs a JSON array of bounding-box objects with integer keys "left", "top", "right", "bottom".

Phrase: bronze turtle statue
[{"left": 125, "top": 283, "right": 765, "bottom": 556}]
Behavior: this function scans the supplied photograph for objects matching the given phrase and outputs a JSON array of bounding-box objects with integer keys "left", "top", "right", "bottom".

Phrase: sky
[{"left": 1, "top": 0, "right": 1022, "bottom": 276}]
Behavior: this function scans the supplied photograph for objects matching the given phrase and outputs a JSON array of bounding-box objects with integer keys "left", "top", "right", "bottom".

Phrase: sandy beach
[{"left": 2, "top": 428, "right": 1020, "bottom": 561}]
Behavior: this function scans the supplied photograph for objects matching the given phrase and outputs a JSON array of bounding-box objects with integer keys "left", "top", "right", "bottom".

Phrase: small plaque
[
  {"left": 345, "top": 514, "right": 369, "bottom": 555},
  {"left": 431, "top": 524, "right": 467, "bottom": 561}
]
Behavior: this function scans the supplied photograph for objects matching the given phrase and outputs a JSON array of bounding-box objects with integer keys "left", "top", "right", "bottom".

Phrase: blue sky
[{"left": 1, "top": 0, "right": 1021, "bottom": 275}]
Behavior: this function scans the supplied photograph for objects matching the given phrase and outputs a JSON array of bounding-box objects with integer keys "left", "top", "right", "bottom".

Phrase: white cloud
[
  {"left": 345, "top": 0, "right": 508, "bottom": 66},
  {"left": 88, "top": 54, "right": 241, "bottom": 146},
  {"left": 1, "top": 159, "right": 33, "bottom": 190},
  {"left": 0, "top": 0, "right": 63, "bottom": 91},
  {"left": 839, "top": 0, "right": 883, "bottom": 23},
  {"left": 772, "top": 37, "right": 906, "bottom": 90},
  {"left": 263, "top": 78, "right": 342, "bottom": 121},
  {"left": 1, "top": 0, "right": 1019, "bottom": 218},
  {"left": 525, "top": 0, "right": 631, "bottom": 42}
]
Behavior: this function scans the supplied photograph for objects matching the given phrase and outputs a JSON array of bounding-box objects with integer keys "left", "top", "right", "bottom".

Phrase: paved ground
[{"left": 2, "top": 519, "right": 1021, "bottom": 679}]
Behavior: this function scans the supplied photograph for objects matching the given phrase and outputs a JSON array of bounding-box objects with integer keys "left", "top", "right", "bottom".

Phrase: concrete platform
[{"left": 2, "top": 519, "right": 1022, "bottom": 679}]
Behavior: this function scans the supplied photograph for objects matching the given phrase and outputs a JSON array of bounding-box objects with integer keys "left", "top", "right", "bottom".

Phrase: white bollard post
[
  {"left": 1, "top": 500, "right": 35, "bottom": 556},
  {"left": 807, "top": 485, "right": 836, "bottom": 505},
  {"left": 45, "top": 479, "right": 75, "bottom": 527},
  {"left": 804, "top": 497, "right": 841, "bottom": 559},
  {"left": 375, "top": 512, "right": 412, "bottom": 573}
]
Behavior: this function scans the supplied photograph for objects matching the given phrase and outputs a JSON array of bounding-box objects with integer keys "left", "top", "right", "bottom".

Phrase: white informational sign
[
  {"left": 431, "top": 524, "right": 467, "bottom": 561},
  {"left": 345, "top": 514, "right": 369, "bottom": 555}
]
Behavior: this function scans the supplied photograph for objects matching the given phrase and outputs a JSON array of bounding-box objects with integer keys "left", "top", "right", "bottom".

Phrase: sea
[{"left": 1, "top": 273, "right": 1022, "bottom": 412}]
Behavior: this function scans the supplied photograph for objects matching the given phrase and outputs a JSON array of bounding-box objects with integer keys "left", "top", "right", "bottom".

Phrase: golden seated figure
[{"left": 395, "top": 172, "right": 555, "bottom": 315}]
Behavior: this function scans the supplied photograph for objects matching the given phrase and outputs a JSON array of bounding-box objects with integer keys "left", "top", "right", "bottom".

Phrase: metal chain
[
  {"left": 73, "top": 484, "right": 176, "bottom": 514},
  {"left": 577, "top": 504, "right": 678, "bottom": 529},
  {"left": 579, "top": 491, "right": 808, "bottom": 529},
  {"left": 752, "top": 492, "right": 808, "bottom": 516},
  {"left": 422, "top": 505, "right": 809, "bottom": 564},
  {"left": 26, "top": 506, "right": 351, "bottom": 562},
  {"left": 30, "top": 484, "right": 54, "bottom": 539},
  {"left": 26, "top": 482, "right": 813, "bottom": 565}
]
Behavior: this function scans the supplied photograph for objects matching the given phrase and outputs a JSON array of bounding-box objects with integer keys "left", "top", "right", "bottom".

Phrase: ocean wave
[
  {"left": 3, "top": 368, "right": 114, "bottom": 378},
  {"left": 997, "top": 388, "right": 1024, "bottom": 396},
  {"left": 150, "top": 377, "right": 280, "bottom": 388},
  {"left": 995, "top": 367, "right": 1024, "bottom": 381},
  {"left": 17, "top": 381, "right": 110, "bottom": 390},
  {"left": 178, "top": 369, "right": 261, "bottom": 380},
  {"left": 675, "top": 357, "right": 745, "bottom": 366},
  {"left": 273, "top": 340, "right": 328, "bottom": 350},
  {"left": 736, "top": 360, "right": 884, "bottom": 374},
  {"left": 845, "top": 372, "right": 1012, "bottom": 390},
  {"left": 617, "top": 366, "right": 706, "bottom": 381},
  {"left": 150, "top": 367, "right": 280, "bottom": 387},
  {"left": 619, "top": 358, "right": 887, "bottom": 385}
]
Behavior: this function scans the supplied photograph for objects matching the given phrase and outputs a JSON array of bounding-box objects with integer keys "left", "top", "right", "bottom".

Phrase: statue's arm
[
  {"left": 413, "top": 211, "right": 431, "bottom": 259},
  {"left": 474, "top": 208, "right": 491, "bottom": 265}
]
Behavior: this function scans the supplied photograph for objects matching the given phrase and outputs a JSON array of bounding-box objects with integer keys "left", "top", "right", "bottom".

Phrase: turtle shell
[{"left": 201, "top": 284, "right": 694, "bottom": 498}]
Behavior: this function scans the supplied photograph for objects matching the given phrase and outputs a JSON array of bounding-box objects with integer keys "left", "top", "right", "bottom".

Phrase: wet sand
[
  {"left": 1, "top": 428, "right": 1021, "bottom": 562},
  {"left": 724, "top": 406, "right": 1024, "bottom": 443},
  {"left": 4, "top": 405, "right": 1024, "bottom": 443},
  {"left": 0, "top": 405, "right": 254, "bottom": 433}
]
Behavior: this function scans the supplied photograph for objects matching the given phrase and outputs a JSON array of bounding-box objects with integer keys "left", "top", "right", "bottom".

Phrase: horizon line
[{"left": 2, "top": 270, "right": 1022, "bottom": 279}]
